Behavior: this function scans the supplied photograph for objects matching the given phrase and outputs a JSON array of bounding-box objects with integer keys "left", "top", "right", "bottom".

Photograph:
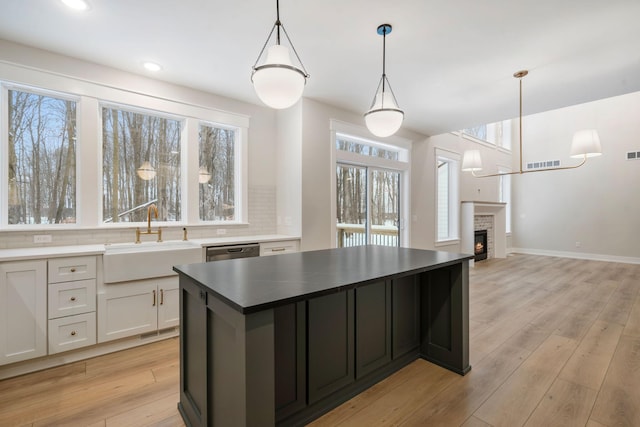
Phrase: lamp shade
[
  {"left": 252, "top": 45, "right": 306, "bottom": 109},
  {"left": 364, "top": 92, "right": 404, "bottom": 137},
  {"left": 136, "top": 161, "right": 156, "bottom": 180},
  {"left": 570, "top": 129, "right": 602, "bottom": 158},
  {"left": 461, "top": 150, "right": 483, "bottom": 172}
]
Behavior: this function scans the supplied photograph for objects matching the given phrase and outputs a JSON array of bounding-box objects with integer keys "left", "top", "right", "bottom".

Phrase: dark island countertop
[{"left": 173, "top": 245, "right": 472, "bottom": 314}]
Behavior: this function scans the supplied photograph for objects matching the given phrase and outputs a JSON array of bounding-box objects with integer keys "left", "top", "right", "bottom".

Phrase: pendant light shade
[
  {"left": 570, "top": 129, "right": 602, "bottom": 158},
  {"left": 136, "top": 161, "right": 156, "bottom": 180},
  {"left": 365, "top": 24, "right": 404, "bottom": 138},
  {"left": 198, "top": 166, "right": 212, "bottom": 184},
  {"left": 251, "top": 0, "right": 309, "bottom": 109},
  {"left": 461, "top": 149, "right": 483, "bottom": 172}
]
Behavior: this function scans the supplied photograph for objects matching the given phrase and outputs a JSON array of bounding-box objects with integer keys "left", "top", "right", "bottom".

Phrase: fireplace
[{"left": 474, "top": 229, "right": 488, "bottom": 261}]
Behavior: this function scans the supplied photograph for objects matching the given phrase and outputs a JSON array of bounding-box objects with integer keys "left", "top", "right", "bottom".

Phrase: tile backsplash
[{"left": 0, "top": 186, "right": 277, "bottom": 249}]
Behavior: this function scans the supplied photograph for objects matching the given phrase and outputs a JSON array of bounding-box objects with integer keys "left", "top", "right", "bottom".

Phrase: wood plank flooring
[{"left": 1, "top": 253, "right": 639, "bottom": 426}]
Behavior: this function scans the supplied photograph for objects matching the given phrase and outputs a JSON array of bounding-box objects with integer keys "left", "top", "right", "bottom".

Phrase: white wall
[
  {"left": 410, "top": 132, "right": 512, "bottom": 252},
  {"left": 511, "top": 90, "right": 640, "bottom": 261},
  {"left": 293, "top": 98, "right": 424, "bottom": 251}
]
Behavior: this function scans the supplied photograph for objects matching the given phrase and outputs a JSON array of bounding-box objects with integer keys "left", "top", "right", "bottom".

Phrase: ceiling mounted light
[
  {"left": 61, "top": 0, "right": 89, "bottom": 11},
  {"left": 364, "top": 24, "right": 404, "bottom": 138},
  {"left": 136, "top": 161, "right": 156, "bottom": 180},
  {"left": 462, "top": 70, "right": 602, "bottom": 178},
  {"left": 143, "top": 62, "right": 162, "bottom": 72},
  {"left": 251, "top": 0, "right": 309, "bottom": 109}
]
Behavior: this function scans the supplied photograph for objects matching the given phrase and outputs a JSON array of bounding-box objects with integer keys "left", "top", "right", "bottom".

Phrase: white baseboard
[
  {"left": 508, "top": 247, "right": 640, "bottom": 265},
  {"left": 0, "top": 327, "right": 178, "bottom": 380}
]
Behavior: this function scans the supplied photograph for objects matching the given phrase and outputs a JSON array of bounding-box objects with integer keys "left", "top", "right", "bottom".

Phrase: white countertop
[{"left": 0, "top": 234, "right": 300, "bottom": 262}]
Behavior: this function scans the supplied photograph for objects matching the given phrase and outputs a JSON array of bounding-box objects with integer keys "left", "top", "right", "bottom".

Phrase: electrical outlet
[
  {"left": 33, "top": 234, "right": 52, "bottom": 243},
  {"left": 575, "top": 241, "right": 581, "bottom": 248},
  {"left": 216, "top": 229, "right": 226, "bottom": 235}
]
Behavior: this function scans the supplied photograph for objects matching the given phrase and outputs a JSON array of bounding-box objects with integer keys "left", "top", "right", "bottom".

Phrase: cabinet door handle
[
  {"left": 70, "top": 268, "right": 76, "bottom": 273},
  {"left": 70, "top": 296, "right": 76, "bottom": 302},
  {"left": 152, "top": 290, "right": 157, "bottom": 307},
  {"left": 70, "top": 331, "right": 77, "bottom": 336},
  {"left": 271, "top": 247, "right": 286, "bottom": 252},
  {"left": 160, "top": 289, "right": 164, "bottom": 305}
]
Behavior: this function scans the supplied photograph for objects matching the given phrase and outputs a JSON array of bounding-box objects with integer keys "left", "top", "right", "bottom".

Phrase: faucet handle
[
  {"left": 157, "top": 227, "right": 163, "bottom": 242},
  {"left": 135, "top": 227, "right": 141, "bottom": 244}
]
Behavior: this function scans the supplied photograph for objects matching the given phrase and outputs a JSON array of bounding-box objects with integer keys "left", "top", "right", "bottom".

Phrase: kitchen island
[{"left": 173, "top": 245, "right": 472, "bottom": 427}]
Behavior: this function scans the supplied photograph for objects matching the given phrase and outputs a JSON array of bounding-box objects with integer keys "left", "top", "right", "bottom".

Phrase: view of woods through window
[
  {"left": 335, "top": 137, "right": 401, "bottom": 247},
  {"left": 102, "top": 107, "right": 181, "bottom": 223},
  {"left": 7, "top": 89, "right": 77, "bottom": 225},
  {"left": 199, "top": 124, "right": 236, "bottom": 221}
]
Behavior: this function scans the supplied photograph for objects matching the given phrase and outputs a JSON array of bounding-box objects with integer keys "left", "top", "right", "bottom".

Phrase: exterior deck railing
[{"left": 336, "top": 223, "right": 399, "bottom": 247}]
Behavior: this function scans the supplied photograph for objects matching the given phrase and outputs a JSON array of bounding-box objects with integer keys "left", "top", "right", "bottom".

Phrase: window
[
  {"left": 199, "top": 123, "right": 236, "bottom": 221},
  {"left": 336, "top": 164, "right": 400, "bottom": 247},
  {"left": 462, "top": 120, "right": 511, "bottom": 150},
  {"left": 436, "top": 149, "right": 459, "bottom": 242},
  {"left": 334, "top": 131, "right": 408, "bottom": 248},
  {"left": 499, "top": 170, "right": 512, "bottom": 233},
  {"left": 6, "top": 88, "right": 77, "bottom": 225},
  {"left": 102, "top": 106, "right": 181, "bottom": 223}
]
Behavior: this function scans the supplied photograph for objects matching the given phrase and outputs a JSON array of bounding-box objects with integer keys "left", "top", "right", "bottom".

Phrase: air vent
[
  {"left": 626, "top": 151, "right": 640, "bottom": 160},
  {"left": 526, "top": 160, "right": 561, "bottom": 170}
]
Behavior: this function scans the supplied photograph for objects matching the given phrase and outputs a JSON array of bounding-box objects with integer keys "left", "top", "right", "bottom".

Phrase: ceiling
[{"left": 1, "top": 0, "right": 639, "bottom": 136}]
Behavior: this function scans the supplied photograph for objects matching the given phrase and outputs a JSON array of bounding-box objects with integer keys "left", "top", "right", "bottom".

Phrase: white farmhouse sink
[{"left": 103, "top": 240, "right": 203, "bottom": 283}]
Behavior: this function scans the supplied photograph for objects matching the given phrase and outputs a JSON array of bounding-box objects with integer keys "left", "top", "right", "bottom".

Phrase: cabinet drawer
[
  {"left": 48, "top": 279, "right": 96, "bottom": 319},
  {"left": 48, "top": 313, "right": 96, "bottom": 354},
  {"left": 260, "top": 240, "right": 299, "bottom": 256},
  {"left": 48, "top": 256, "right": 96, "bottom": 283}
]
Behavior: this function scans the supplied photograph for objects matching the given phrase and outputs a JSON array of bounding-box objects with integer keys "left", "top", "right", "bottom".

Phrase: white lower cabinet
[
  {"left": 48, "top": 312, "right": 96, "bottom": 354},
  {"left": 260, "top": 239, "right": 300, "bottom": 256},
  {"left": 98, "top": 276, "right": 178, "bottom": 343},
  {"left": 0, "top": 260, "right": 48, "bottom": 366},
  {"left": 47, "top": 256, "right": 98, "bottom": 355}
]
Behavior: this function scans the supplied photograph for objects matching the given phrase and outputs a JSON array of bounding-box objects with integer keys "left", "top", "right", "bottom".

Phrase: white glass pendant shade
[
  {"left": 462, "top": 150, "right": 483, "bottom": 171},
  {"left": 365, "top": 92, "right": 404, "bottom": 137},
  {"left": 198, "top": 166, "right": 212, "bottom": 184},
  {"left": 136, "top": 161, "right": 156, "bottom": 180},
  {"left": 252, "top": 45, "right": 306, "bottom": 109},
  {"left": 570, "top": 129, "right": 602, "bottom": 158}
]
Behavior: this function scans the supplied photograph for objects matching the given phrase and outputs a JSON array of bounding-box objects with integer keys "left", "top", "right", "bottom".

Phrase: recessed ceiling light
[
  {"left": 61, "top": 0, "right": 90, "bottom": 11},
  {"left": 143, "top": 62, "right": 162, "bottom": 72}
]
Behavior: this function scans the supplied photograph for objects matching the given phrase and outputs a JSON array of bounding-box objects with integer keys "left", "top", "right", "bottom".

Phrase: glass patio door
[{"left": 336, "top": 164, "right": 400, "bottom": 247}]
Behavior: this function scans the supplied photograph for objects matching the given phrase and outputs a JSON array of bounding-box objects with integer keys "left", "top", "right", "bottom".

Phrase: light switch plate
[{"left": 33, "top": 234, "right": 52, "bottom": 243}]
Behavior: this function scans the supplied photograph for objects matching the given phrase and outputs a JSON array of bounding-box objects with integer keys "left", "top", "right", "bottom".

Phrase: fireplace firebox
[{"left": 474, "top": 229, "right": 488, "bottom": 261}]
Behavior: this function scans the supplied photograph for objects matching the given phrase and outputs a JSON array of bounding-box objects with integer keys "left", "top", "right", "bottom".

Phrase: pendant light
[
  {"left": 251, "top": 0, "right": 309, "bottom": 109},
  {"left": 136, "top": 161, "right": 156, "bottom": 180},
  {"left": 364, "top": 24, "right": 404, "bottom": 138},
  {"left": 462, "top": 70, "right": 602, "bottom": 178}
]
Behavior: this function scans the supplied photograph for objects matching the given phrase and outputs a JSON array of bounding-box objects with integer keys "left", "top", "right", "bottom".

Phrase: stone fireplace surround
[{"left": 461, "top": 201, "right": 507, "bottom": 266}]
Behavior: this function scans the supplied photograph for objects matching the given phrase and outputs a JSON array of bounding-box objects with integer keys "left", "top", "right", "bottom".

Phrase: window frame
[
  {"left": 0, "top": 66, "right": 249, "bottom": 230},
  {"left": 1, "top": 83, "right": 81, "bottom": 229},
  {"left": 435, "top": 148, "right": 460, "bottom": 244},
  {"left": 330, "top": 120, "right": 411, "bottom": 249}
]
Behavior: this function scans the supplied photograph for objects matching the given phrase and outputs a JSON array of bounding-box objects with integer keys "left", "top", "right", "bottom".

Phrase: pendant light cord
[
  {"left": 381, "top": 26, "right": 387, "bottom": 94},
  {"left": 275, "top": 0, "right": 281, "bottom": 44}
]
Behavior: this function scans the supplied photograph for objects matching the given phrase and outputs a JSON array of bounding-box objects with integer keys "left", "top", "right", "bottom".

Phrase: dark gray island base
[{"left": 173, "top": 246, "right": 472, "bottom": 427}]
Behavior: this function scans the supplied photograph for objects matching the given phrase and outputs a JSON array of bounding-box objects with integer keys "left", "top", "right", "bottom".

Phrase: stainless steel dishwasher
[{"left": 205, "top": 243, "right": 260, "bottom": 261}]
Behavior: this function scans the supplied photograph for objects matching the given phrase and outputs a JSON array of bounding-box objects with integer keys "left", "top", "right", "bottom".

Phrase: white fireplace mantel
[{"left": 461, "top": 201, "right": 507, "bottom": 265}]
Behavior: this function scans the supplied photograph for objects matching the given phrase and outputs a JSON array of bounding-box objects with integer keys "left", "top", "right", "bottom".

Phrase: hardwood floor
[{"left": 1, "top": 253, "right": 639, "bottom": 426}]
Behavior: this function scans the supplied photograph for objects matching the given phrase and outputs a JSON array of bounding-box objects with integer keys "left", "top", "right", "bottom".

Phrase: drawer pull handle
[
  {"left": 152, "top": 290, "right": 157, "bottom": 307},
  {"left": 271, "top": 247, "right": 286, "bottom": 252},
  {"left": 70, "top": 268, "right": 76, "bottom": 273},
  {"left": 70, "top": 331, "right": 77, "bottom": 336},
  {"left": 160, "top": 289, "right": 164, "bottom": 305},
  {"left": 70, "top": 296, "right": 76, "bottom": 302}
]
